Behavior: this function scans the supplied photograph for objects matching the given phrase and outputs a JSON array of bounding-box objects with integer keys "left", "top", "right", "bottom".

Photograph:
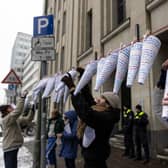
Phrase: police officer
[
  {"left": 134, "top": 104, "right": 150, "bottom": 164},
  {"left": 122, "top": 106, "right": 135, "bottom": 158}
]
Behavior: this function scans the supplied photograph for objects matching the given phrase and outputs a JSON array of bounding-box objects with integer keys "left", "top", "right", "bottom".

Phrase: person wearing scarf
[
  {"left": 59, "top": 110, "right": 78, "bottom": 168},
  {"left": 61, "top": 68, "right": 120, "bottom": 168},
  {"left": 46, "top": 109, "right": 64, "bottom": 168}
]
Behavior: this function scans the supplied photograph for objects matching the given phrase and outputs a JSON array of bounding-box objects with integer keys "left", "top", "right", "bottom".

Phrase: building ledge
[
  {"left": 146, "top": 0, "right": 167, "bottom": 11},
  {"left": 101, "top": 18, "right": 130, "bottom": 44},
  {"left": 77, "top": 47, "right": 93, "bottom": 62}
]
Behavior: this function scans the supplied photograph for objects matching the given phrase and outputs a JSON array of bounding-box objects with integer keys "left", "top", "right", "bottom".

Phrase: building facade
[
  {"left": 22, "top": 51, "right": 40, "bottom": 101},
  {"left": 10, "top": 32, "right": 32, "bottom": 100},
  {"left": 44, "top": 0, "right": 168, "bottom": 157}
]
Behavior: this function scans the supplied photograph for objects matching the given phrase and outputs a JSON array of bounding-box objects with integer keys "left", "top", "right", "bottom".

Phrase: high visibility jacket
[
  {"left": 124, "top": 109, "right": 132, "bottom": 118},
  {"left": 134, "top": 111, "right": 149, "bottom": 131},
  {"left": 123, "top": 109, "right": 134, "bottom": 133}
]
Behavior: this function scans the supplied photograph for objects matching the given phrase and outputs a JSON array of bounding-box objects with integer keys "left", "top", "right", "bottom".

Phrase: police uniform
[
  {"left": 134, "top": 111, "right": 150, "bottom": 161},
  {"left": 123, "top": 109, "right": 135, "bottom": 157}
]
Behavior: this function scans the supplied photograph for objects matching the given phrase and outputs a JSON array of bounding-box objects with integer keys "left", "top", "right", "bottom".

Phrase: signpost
[
  {"left": 31, "top": 48, "right": 55, "bottom": 61},
  {"left": 31, "top": 36, "right": 55, "bottom": 48},
  {"left": 33, "top": 15, "right": 54, "bottom": 37},
  {"left": 32, "top": 15, "right": 55, "bottom": 168},
  {"left": 1, "top": 69, "right": 21, "bottom": 84},
  {"left": 1, "top": 69, "right": 21, "bottom": 104}
]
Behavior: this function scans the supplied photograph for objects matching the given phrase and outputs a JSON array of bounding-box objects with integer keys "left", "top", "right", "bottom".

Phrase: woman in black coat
[{"left": 62, "top": 71, "right": 120, "bottom": 168}]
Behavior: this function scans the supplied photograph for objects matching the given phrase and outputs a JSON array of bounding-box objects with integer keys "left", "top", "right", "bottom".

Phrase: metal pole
[
  {"left": 33, "top": 96, "right": 41, "bottom": 168},
  {"left": 40, "top": 61, "right": 47, "bottom": 168}
]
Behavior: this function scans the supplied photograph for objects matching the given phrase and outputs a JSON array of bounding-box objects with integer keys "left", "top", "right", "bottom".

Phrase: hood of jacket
[{"left": 64, "top": 110, "right": 77, "bottom": 124}]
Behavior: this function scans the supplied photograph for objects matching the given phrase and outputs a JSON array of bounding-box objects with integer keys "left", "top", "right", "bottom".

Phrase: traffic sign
[
  {"left": 1, "top": 69, "right": 21, "bottom": 84},
  {"left": 31, "top": 36, "right": 55, "bottom": 49},
  {"left": 6, "top": 89, "right": 16, "bottom": 97},
  {"left": 8, "top": 84, "right": 16, "bottom": 90},
  {"left": 31, "top": 49, "right": 56, "bottom": 61},
  {"left": 33, "top": 15, "right": 54, "bottom": 37}
]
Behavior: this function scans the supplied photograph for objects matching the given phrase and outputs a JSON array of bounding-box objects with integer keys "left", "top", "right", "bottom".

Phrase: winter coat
[
  {"left": 134, "top": 111, "right": 149, "bottom": 133},
  {"left": 47, "top": 114, "right": 64, "bottom": 138},
  {"left": 71, "top": 86, "right": 120, "bottom": 161},
  {"left": 123, "top": 109, "right": 134, "bottom": 134},
  {"left": 60, "top": 110, "right": 78, "bottom": 159},
  {"left": 2, "top": 98, "right": 34, "bottom": 152}
]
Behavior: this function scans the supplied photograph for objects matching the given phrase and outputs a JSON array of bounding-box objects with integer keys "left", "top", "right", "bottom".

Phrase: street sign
[
  {"left": 31, "top": 36, "right": 55, "bottom": 49},
  {"left": 1, "top": 69, "right": 21, "bottom": 84},
  {"left": 33, "top": 15, "right": 54, "bottom": 37},
  {"left": 31, "top": 49, "right": 56, "bottom": 61},
  {"left": 6, "top": 89, "right": 16, "bottom": 97},
  {"left": 8, "top": 84, "right": 16, "bottom": 91}
]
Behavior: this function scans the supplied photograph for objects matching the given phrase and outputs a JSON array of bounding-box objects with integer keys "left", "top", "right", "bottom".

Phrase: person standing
[
  {"left": 46, "top": 109, "right": 64, "bottom": 168},
  {"left": 61, "top": 70, "right": 120, "bottom": 168},
  {"left": 134, "top": 104, "right": 150, "bottom": 164},
  {"left": 0, "top": 91, "right": 35, "bottom": 168},
  {"left": 60, "top": 110, "right": 78, "bottom": 168},
  {"left": 122, "top": 106, "right": 135, "bottom": 158}
]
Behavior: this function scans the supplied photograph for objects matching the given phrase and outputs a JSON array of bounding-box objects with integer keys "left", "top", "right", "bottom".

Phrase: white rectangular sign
[
  {"left": 31, "top": 37, "right": 55, "bottom": 48},
  {"left": 31, "top": 49, "right": 56, "bottom": 61}
]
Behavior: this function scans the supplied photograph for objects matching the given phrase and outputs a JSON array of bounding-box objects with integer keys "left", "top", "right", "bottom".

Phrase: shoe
[{"left": 143, "top": 159, "right": 150, "bottom": 164}]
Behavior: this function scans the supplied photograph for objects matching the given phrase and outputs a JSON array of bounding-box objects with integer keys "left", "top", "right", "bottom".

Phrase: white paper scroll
[
  {"left": 74, "top": 61, "right": 97, "bottom": 95},
  {"left": 113, "top": 46, "right": 131, "bottom": 94},
  {"left": 63, "top": 86, "right": 70, "bottom": 104},
  {"left": 56, "top": 87, "right": 65, "bottom": 103},
  {"left": 94, "top": 52, "right": 118, "bottom": 91},
  {"left": 42, "top": 76, "right": 56, "bottom": 98},
  {"left": 126, "top": 42, "right": 142, "bottom": 87},
  {"left": 94, "top": 58, "right": 106, "bottom": 91},
  {"left": 138, "top": 35, "right": 161, "bottom": 84},
  {"left": 32, "top": 78, "right": 49, "bottom": 102}
]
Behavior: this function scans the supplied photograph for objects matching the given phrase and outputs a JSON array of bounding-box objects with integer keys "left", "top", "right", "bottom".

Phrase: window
[
  {"left": 86, "top": 10, "right": 93, "bottom": 49},
  {"left": 60, "top": 47, "right": 65, "bottom": 71},
  {"left": 17, "top": 68, "right": 21, "bottom": 72},
  {"left": 117, "top": 0, "right": 126, "bottom": 25},
  {"left": 57, "top": 21, "right": 60, "bottom": 42},
  {"left": 62, "top": 12, "right": 67, "bottom": 35}
]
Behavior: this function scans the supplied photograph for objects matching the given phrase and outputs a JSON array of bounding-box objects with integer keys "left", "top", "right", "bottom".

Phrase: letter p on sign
[{"left": 33, "top": 15, "right": 54, "bottom": 37}]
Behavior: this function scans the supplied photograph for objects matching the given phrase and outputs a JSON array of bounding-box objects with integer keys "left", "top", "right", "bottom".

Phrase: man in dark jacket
[
  {"left": 60, "top": 110, "right": 78, "bottom": 168},
  {"left": 122, "top": 106, "right": 135, "bottom": 158},
  {"left": 134, "top": 104, "right": 150, "bottom": 164},
  {"left": 61, "top": 71, "right": 120, "bottom": 168},
  {"left": 46, "top": 109, "right": 64, "bottom": 168}
]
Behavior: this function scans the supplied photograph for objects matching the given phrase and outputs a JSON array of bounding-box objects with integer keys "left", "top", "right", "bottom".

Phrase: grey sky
[{"left": 0, "top": 0, "right": 43, "bottom": 102}]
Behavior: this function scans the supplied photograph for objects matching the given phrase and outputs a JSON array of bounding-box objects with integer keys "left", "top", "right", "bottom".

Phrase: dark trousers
[
  {"left": 65, "top": 158, "right": 76, "bottom": 168},
  {"left": 4, "top": 149, "right": 19, "bottom": 168},
  {"left": 84, "top": 159, "right": 107, "bottom": 168},
  {"left": 135, "top": 131, "right": 150, "bottom": 160},
  {"left": 124, "top": 132, "right": 135, "bottom": 156}
]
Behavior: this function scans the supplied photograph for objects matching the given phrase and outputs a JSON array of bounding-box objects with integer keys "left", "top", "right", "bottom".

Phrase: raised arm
[{"left": 5, "top": 98, "right": 25, "bottom": 126}]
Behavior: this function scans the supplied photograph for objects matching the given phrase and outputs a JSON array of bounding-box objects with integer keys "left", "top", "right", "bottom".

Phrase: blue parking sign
[{"left": 33, "top": 15, "right": 54, "bottom": 37}]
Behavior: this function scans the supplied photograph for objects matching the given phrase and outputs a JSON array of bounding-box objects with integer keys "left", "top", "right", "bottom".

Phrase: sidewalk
[{"left": 57, "top": 147, "right": 166, "bottom": 168}]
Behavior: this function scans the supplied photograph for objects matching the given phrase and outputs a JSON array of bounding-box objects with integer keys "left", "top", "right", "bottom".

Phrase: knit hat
[{"left": 101, "top": 92, "right": 120, "bottom": 109}]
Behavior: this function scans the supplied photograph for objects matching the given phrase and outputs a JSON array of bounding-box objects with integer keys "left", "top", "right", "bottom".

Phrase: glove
[
  {"left": 157, "top": 69, "right": 166, "bottom": 90},
  {"left": 76, "top": 67, "right": 85, "bottom": 78},
  {"left": 61, "top": 73, "right": 75, "bottom": 90}
]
